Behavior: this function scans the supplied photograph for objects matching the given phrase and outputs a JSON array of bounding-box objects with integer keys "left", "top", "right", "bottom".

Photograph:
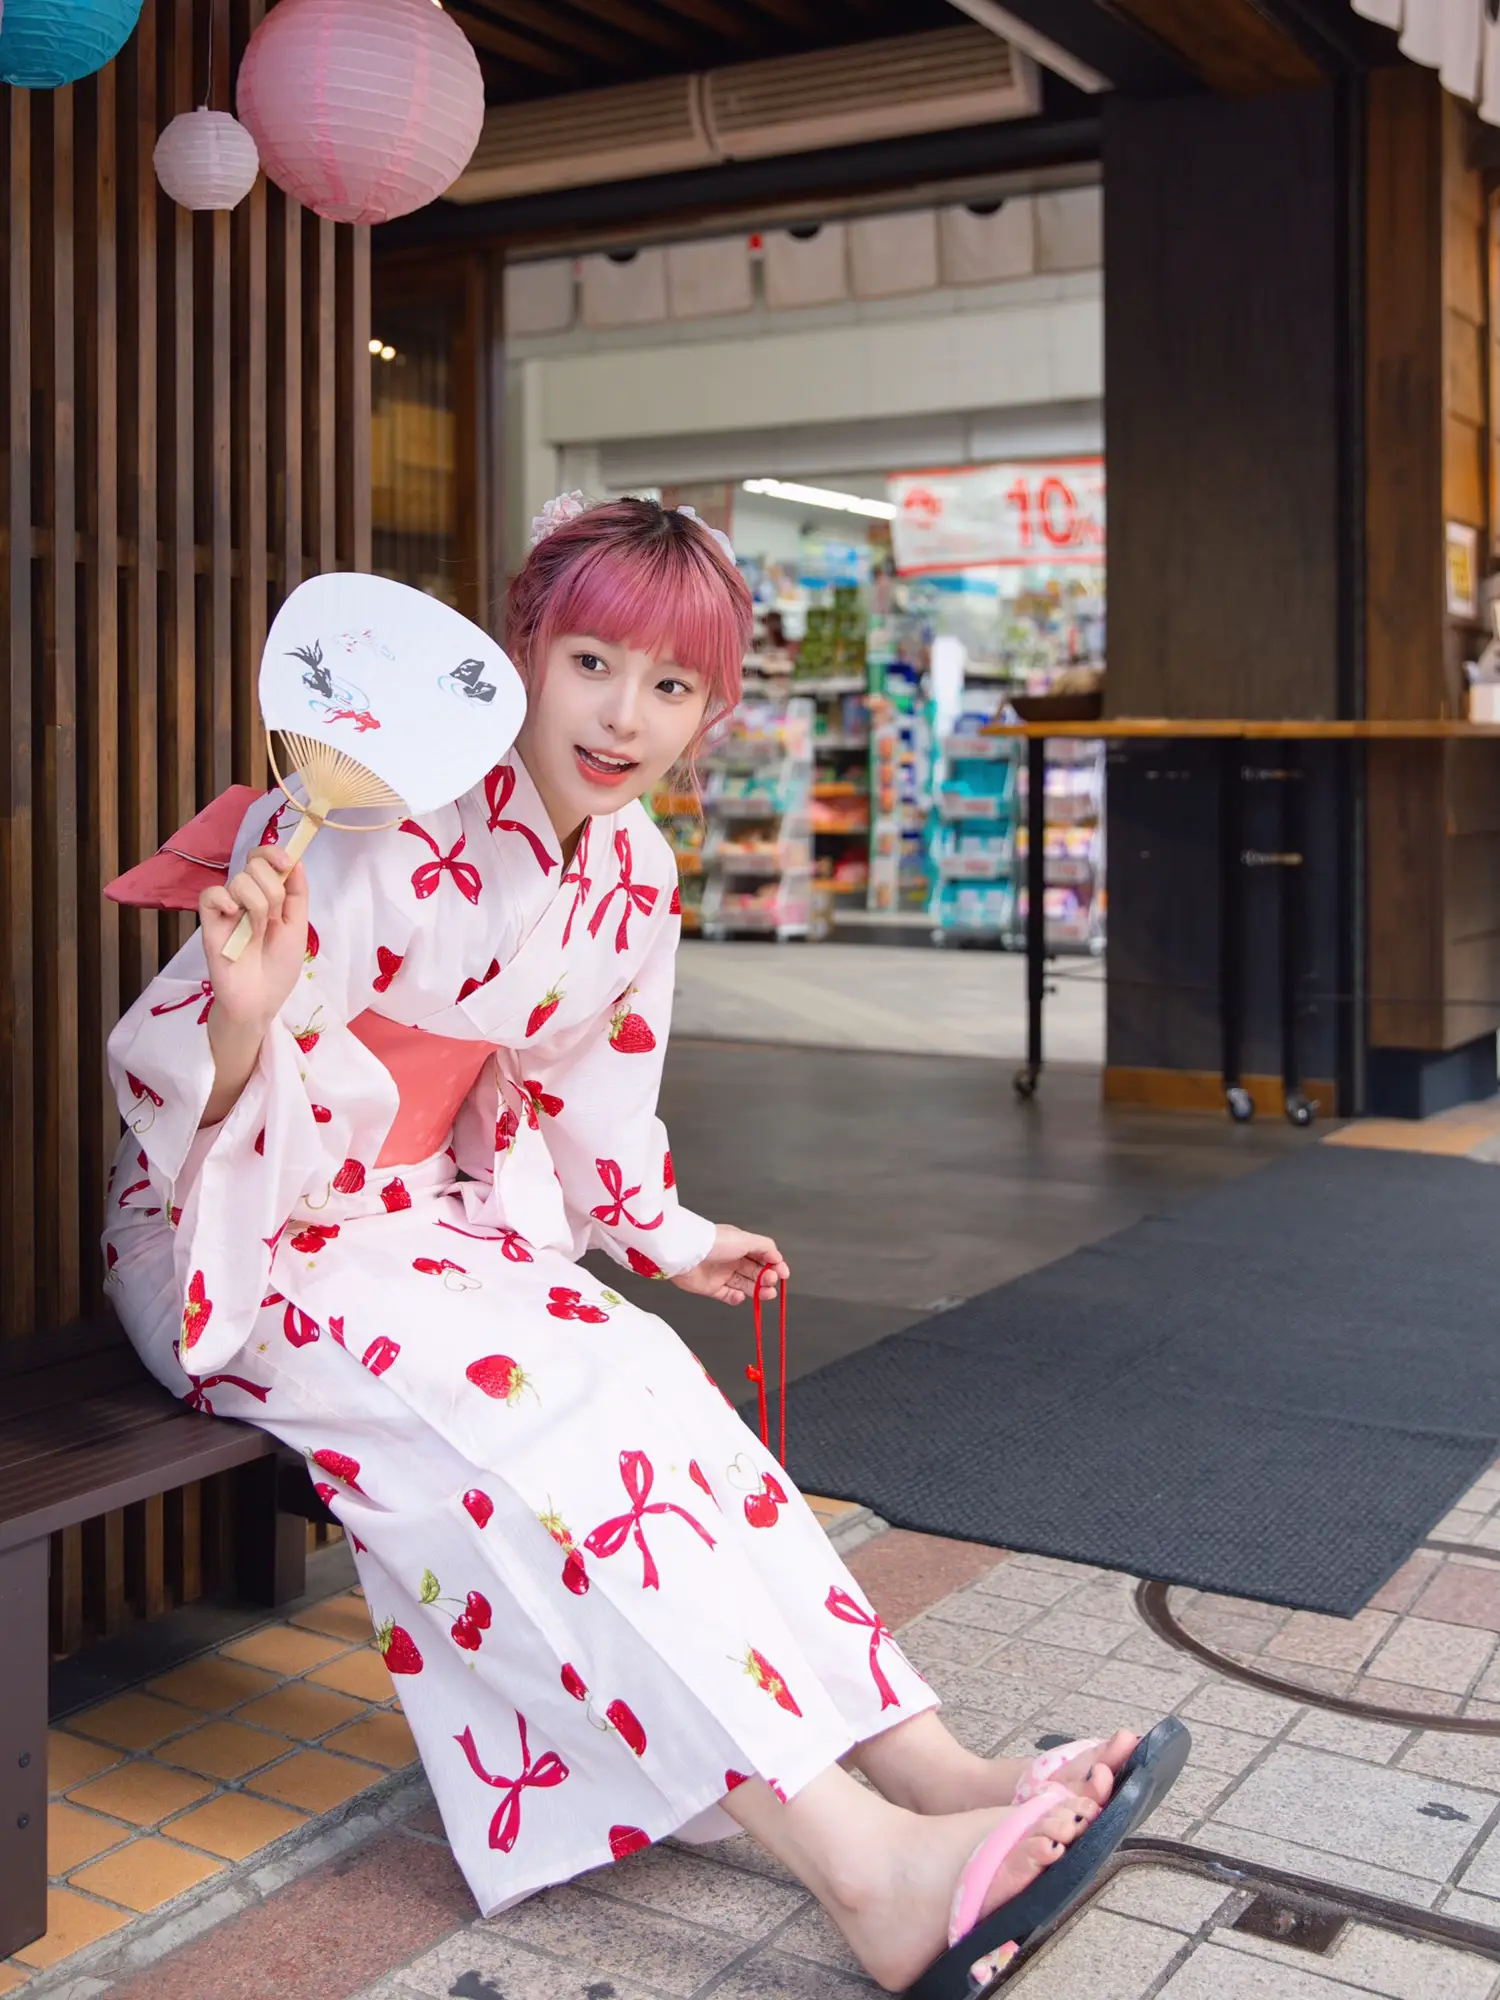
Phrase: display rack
[
  {"left": 649, "top": 785, "right": 706, "bottom": 934},
  {"left": 699, "top": 695, "right": 818, "bottom": 940},
  {"left": 1015, "top": 737, "right": 1107, "bottom": 952},
  {"left": 929, "top": 715, "right": 1020, "bottom": 942}
]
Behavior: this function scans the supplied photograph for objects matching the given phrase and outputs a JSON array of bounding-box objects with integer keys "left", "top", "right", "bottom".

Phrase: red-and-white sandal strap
[{"left": 1013, "top": 1738, "right": 1102, "bottom": 1804}]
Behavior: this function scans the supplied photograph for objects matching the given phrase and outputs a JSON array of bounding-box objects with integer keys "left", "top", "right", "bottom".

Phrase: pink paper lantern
[{"left": 236, "top": 0, "right": 484, "bottom": 227}]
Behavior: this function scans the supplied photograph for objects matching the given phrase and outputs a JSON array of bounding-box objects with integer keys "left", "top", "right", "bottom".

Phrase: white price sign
[{"left": 888, "top": 458, "right": 1105, "bottom": 574}]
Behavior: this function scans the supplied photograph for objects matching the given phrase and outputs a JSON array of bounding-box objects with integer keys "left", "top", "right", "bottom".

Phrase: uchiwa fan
[{"left": 222, "top": 572, "right": 526, "bottom": 961}]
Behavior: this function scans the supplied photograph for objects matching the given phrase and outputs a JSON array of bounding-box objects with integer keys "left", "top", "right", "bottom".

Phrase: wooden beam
[
  {"left": 468, "top": 0, "right": 635, "bottom": 66},
  {"left": 1106, "top": 0, "right": 1323, "bottom": 93},
  {"left": 564, "top": 0, "right": 699, "bottom": 57},
  {"left": 449, "top": 6, "right": 583, "bottom": 75}
]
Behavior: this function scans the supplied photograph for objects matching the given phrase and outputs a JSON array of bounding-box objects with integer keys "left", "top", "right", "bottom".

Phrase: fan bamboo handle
[{"left": 218, "top": 808, "right": 324, "bottom": 965}]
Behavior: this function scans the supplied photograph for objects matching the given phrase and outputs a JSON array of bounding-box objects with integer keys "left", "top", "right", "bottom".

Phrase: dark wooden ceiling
[{"left": 448, "top": 0, "right": 963, "bottom": 104}]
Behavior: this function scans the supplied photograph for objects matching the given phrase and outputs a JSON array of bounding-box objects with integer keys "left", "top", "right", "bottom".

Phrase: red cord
[{"left": 746, "top": 1266, "right": 788, "bottom": 1463}]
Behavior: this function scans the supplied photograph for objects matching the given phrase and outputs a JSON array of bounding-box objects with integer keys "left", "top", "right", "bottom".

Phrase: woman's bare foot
[
  {"left": 851, "top": 1712, "right": 1141, "bottom": 1816},
  {"left": 724, "top": 1768, "right": 1103, "bottom": 1994}
]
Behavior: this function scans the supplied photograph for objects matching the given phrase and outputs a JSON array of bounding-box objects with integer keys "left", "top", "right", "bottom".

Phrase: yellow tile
[
  {"left": 220, "top": 1625, "right": 350, "bottom": 1676},
  {"left": 0, "top": 1962, "right": 31, "bottom": 1993},
  {"left": 67, "top": 1693, "right": 201, "bottom": 1753},
  {"left": 70, "top": 1837, "right": 222, "bottom": 1914},
  {"left": 47, "top": 1731, "right": 119, "bottom": 1793},
  {"left": 323, "top": 1711, "right": 417, "bottom": 1770},
  {"left": 146, "top": 1657, "right": 281, "bottom": 1713},
  {"left": 68, "top": 1761, "right": 214, "bottom": 1828},
  {"left": 155, "top": 1721, "right": 293, "bottom": 1782},
  {"left": 245, "top": 1748, "right": 381, "bottom": 1814},
  {"left": 47, "top": 1803, "right": 130, "bottom": 1875},
  {"left": 168, "top": 1792, "right": 308, "bottom": 1863},
  {"left": 307, "top": 1646, "right": 394, "bottom": 1703},
  {"left": 12, "top": 1887, "right": 129, "bottom": 1969},
  {"left": 235, "top": 1682, "right": 366, "bottom": 1741},
  {"left": 288, "top": 1592, "right": 374, "bottom": 1646}
]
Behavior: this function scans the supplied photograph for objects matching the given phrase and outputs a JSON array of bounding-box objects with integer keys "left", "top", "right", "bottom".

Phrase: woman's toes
[{"left": 1063, "top": 1730, "right": 1141, "bottom": 1805}]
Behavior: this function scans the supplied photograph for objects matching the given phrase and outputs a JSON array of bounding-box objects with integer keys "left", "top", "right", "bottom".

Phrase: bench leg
[
  {"left": 232, "top": 1457, "right": 307, "bottom": 1608},
  {"left": 0, "top": 1541, "right": 49, "bottom": 1959}
]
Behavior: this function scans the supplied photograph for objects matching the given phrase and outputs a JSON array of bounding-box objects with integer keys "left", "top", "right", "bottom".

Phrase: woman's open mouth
[{"left": 575, "top": 745, "right": 639, "bottom": 786}]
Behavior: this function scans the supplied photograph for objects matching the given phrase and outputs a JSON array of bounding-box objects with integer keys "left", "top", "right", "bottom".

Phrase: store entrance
[{"left": 643, "top": 467, "right": 1107, "bottom": 1066}]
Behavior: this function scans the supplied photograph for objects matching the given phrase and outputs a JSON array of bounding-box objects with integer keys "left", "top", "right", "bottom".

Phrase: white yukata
[{"left": 104, "top": 756, "right": 936, "bottom": 1915}]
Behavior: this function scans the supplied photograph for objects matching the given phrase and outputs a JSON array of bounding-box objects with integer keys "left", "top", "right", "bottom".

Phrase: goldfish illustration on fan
[{"left": 221, "top": 572, "right": 525, "bottom": 962}]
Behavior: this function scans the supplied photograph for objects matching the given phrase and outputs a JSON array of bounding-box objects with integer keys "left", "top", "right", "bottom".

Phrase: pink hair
[{"left": 504, "top": 497, "right": 751, "bottom": 739}]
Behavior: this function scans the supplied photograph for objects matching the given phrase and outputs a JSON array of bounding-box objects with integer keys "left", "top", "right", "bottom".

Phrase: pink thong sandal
[
  {"left": 904, "top": 1718, "right": 1192, "bottom": 1999},
  {"left": 1013, "top": 1738, "right": 1104, "bottom": 1804}
]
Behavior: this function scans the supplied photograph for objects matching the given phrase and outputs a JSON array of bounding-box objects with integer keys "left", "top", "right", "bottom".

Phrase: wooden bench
[{"left": 0, "top": 1314, "right": 327, "bottom": 1960}]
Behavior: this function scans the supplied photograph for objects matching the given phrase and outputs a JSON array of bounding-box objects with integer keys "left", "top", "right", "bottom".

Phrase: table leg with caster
[
  {"left": 1278, "top": 746, "right": 1313, "bottom": 1128},
  {"left": 1014, "top": 733, "right": 1048, "bottom": 1102},
  {"left": 1219, "top": 741, "right": 1253, "bottom": 1122}
]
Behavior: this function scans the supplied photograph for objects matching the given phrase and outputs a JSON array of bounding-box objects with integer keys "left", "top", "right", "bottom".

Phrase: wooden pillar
[{"left": 1365, "top": 68, "right": 1500, "bottom": 1113}]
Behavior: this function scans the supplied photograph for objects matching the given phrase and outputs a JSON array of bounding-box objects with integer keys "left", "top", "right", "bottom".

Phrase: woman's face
[{"left": 514, "top": 631, "right": 709, "bottom": 842}]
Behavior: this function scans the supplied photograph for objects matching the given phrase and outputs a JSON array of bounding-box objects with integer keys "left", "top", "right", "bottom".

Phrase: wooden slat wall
[{"left": 0, "top": 0, "right": 371, "bottom": 1653}]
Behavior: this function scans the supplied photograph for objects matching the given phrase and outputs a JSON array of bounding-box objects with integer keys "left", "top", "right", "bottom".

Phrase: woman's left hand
[{"left": 671, "top": 1225, "right": 789, "bottom": 1306}]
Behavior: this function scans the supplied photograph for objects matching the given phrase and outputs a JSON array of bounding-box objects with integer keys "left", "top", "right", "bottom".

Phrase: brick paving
[{"left": 15, "top": 1485, "right": 1500, "bottom": 1996}]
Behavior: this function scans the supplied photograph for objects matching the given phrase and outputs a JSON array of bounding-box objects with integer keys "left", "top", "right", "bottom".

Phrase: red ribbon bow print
[
  {"left": 825, "top": 1586, "right": 902, "bottom": 1710},
  {"left": 400, "top": 821, "right": 483, "bottom": 904},
  {"left": 150, "top": 978, "right": 215, "bottom": 1024},
  {"left": 589, "top": 1157, "right": 663, "bottom": 1233},
  {"left": 584, "top": 1449, "right": 717, "bottom": 1590},
  {"left": 455, "top": 1717, "right": 569, "bottom": 1854},
  {"left": 560, "top": 819, "right": 592, "bottom": 947},
  {"left": 484, "top": 765, "right": 557, "bottom": 875},
  {"left": 588, "top": 830, "right": 659, "bottom": 954},
  {"left": 175, "top": 1343, "right": 271, "bottom": 1418}
]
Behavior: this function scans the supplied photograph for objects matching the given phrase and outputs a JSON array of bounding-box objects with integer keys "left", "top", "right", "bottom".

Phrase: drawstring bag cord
[{"left": 745, "top": 1266, "right": 788, "bottom": 1464}]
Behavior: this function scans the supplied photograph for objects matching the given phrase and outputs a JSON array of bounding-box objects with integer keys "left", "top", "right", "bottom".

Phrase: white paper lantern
[
  {"left": 236, "top": 0, "right": 484, "bottom": 227},
  {"left": 153, "top": 108, "right": 260, "bottom": 212}
]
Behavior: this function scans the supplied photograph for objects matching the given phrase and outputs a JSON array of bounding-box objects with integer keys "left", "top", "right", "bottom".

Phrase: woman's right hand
[{"left": 198, "top": 848, "right": 309, "bottom": 1031}]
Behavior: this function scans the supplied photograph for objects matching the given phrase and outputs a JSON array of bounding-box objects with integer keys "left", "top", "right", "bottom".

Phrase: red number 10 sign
[{"left": 888, "top": 458, "right": 1105, "bottom": 575}]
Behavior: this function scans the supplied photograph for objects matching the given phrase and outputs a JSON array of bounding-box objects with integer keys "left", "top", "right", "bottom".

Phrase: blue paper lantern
[{"left": 0, "top": 0, "right": 145, "bottom": 89}]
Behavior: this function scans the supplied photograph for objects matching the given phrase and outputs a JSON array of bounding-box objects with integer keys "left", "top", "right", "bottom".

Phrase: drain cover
[{"left": 1233, "top": 1893, "right": 1348, "bottom": 1955}]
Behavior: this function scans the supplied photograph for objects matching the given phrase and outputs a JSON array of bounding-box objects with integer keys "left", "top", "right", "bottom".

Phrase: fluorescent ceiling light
[
  {"left": 945, "top": 0, "right": 1110, "bottom": 94},
  {"left": 742, "top": 477, "right": 896, "bottom": 521}
]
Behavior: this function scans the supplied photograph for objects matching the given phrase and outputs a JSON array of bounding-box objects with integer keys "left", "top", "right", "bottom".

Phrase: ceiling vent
[
  {"left": 704, "top": 27, "right": 1039, "bottom": 161},
  {"left": 450, "top": 74, "right": 713, "bottom": 203},
  {"left": 445, "top": 27, "right": 1039, "bottom": 206}
]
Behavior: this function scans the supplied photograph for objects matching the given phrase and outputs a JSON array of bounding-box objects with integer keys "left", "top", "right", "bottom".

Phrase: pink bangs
[{"left": 504, "top": 497, "right": 751, "bottom": 729}]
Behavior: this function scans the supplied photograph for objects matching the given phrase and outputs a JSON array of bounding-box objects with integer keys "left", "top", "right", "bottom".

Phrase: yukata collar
[{"left": 480, "top": 755, "right": 566, "bottom": 880}]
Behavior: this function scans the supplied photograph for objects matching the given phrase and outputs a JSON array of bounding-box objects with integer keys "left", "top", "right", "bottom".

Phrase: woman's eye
[
  {"left": 659, "top": 677, "right": 692, "bottom": 697},
  {"left": 576, "top": 653, "right": 606, "bottom": 673}
]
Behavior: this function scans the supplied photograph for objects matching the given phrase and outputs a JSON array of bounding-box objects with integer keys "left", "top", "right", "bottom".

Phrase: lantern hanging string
[{"left": 201, "top": 1, "right": 213, "bottom": 109}]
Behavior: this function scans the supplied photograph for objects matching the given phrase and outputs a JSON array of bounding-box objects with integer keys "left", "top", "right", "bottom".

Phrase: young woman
[{"left": 105, "top": 497, "right": 1158, "bottom": 1996}]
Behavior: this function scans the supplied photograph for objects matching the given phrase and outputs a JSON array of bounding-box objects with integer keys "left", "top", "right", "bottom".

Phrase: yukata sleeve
[
  {"left": 538, "top": 907, "right": 716, "bottom": 1281},
  {"left": 106, "top": 812, "right": 421, "bottom": 1373}
]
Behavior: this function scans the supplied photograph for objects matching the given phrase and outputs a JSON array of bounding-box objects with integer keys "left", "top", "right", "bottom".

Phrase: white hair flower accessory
[
  {"left": 529, "top": 490, "right": 590, "bottom": 548},
  {"left": 675, "top": 504, "right": 736, "bottom": 566}
]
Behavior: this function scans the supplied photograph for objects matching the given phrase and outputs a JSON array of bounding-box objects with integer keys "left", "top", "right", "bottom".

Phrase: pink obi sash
[{"left": 348, "top": 1011, "right": 497, "bottom": 1168}]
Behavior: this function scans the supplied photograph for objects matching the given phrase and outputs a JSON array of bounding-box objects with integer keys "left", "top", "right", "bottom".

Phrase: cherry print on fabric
[
  {"left": 381, "top": 1178, "right": 412, "bottom": 1213},
  {"left": 463, "top": 1488, "right": 495, "bottom": 1529},
  {"left": 662, "top": 1150, "right": 675, "bottom": 1191},
  {"left": 373, "top": 945, "right": 404, "bottom": 993},
  {"left": 420, "top": 1568, "right": 494, "bottom": 1653},
  {"left": 560, "top": 819, "right": 592, "bottom": 948},
  {"left": 626, "top": 1247, "right": 663, "bottom": 1279},
  {"left": 546, "top": 1287, "right": 609, "bottom": 1324},
  {"left": 587, "top": 829, "right": 658, "bottom": 954},
  {"left": 590, "top": 1159, "right": 663, "bottom": 1233},
  {"left": 484, "top": 764, "right": 557, "bottom": 875},
  {"left": 362, "top": 1334, "right": 401, "bottom": 1375},
  {"left": 413, "top": 1256, "right": 482, "bottom": 1292},
  {"left": 609, "top": 1825, "right": 650, "bottom": 1861},
  {"left": 290, "top": 1222, "right": 340, "bottom": 1256},
  {"left": 333, "top": 1159, "right": 366, "bottom": 1194},
  {"left": 583, "top": 1449, "right": 716, "bottom": 1591},
  {"left": 524, "top": 1079, "right": 564, "bottom": 1120},
  {"left": 825, "top": 1587, "right": 903, "bottom": 1711},
  {"left": 456, "top": 1715, "right": 569, "bottom": 1854},
  {"left": 309, "top": 1447, "right": 365, "bottom": 1493},
  {"left": 401, "top": 820, "right": 483, "bottom": 904}
]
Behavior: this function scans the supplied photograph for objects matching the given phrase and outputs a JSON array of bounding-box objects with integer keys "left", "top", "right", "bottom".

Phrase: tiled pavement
[{"left": 17, "top": 1487, "right": 1500, "bottom": 1997}]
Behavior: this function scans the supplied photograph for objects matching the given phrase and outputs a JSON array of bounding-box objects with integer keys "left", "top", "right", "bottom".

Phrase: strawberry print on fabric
[{"left": 181, "top": 1270, "right": 213, "bottom": 1352}]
